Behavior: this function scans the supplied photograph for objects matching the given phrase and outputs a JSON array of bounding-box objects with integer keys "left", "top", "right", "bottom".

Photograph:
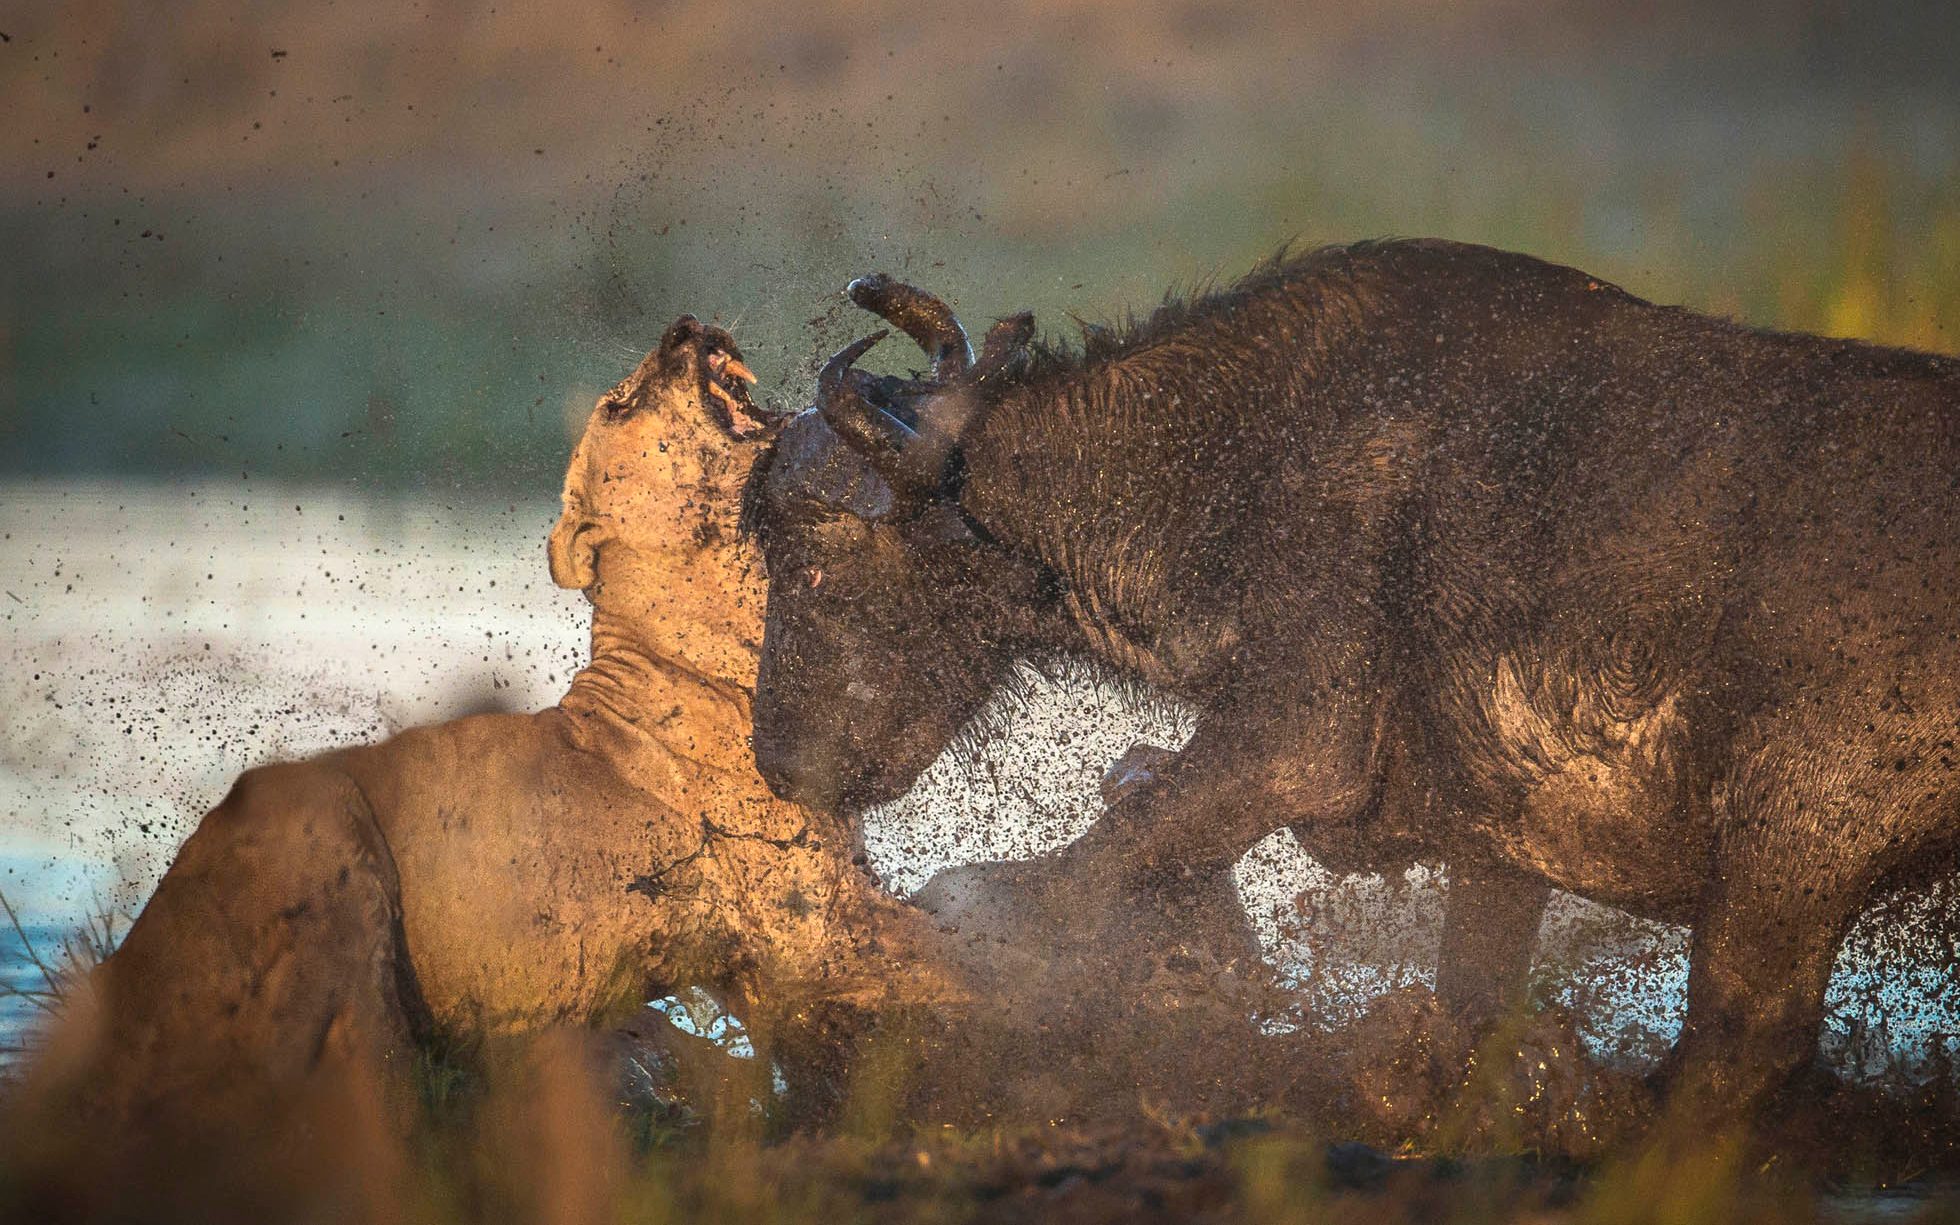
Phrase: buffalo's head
[{"left": 746, "top": 279, "right": 1059, "bottom": 812}]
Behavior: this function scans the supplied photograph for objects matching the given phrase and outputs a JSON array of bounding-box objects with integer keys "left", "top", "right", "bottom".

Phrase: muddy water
[{"left": 2, "top": 480, "right": 1955, "bottom": 1081}]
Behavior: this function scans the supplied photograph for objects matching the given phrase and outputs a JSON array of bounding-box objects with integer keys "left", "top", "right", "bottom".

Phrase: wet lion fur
[{"left": 5, "top": 318, "right": 950, "bottom": 1191}]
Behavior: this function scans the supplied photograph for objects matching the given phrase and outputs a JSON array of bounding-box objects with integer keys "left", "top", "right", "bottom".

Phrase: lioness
[{"left": 17, "top": 317, "right": 943, "bottom": 1158}]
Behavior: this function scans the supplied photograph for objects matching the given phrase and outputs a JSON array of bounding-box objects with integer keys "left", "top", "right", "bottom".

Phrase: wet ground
[{"left": 695, "top": 1121, "right": 1960, "bottom": 1225}]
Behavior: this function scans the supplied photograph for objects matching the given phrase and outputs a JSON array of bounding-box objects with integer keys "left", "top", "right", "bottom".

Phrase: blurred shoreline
[{"left": 4, "top": 2, "right": 1956, "bottom": 492}]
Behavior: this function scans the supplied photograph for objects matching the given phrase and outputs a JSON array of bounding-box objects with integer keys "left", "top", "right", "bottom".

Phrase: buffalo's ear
[
  {"left": 990, "top": 551, "right": 1062, "bottom": 614},
  {"left": 910, "top": 500, "right": 984, "bottom": 546},
  {"left": 548, "top": 512, "right": 602, "bottom": 590},
  {"left": 981, "top": 555, "right": 1065, "bottom": 646},
  {"left": 974, "top": 311, "right": 1036, "bottom": 380},
  {"left": 909, "top": 503, "right": 1060, "bottom": 624}
]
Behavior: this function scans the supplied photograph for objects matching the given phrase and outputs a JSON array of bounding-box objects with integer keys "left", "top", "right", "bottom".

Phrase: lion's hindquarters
[{"left": 88, "top": 761, "right": 419, "bottom": 1135}]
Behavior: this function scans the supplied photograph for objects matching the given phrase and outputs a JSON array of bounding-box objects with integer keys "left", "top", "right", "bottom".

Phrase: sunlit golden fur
[{"left": 8, "top": 320, "right": 950, "bottom": 1200}]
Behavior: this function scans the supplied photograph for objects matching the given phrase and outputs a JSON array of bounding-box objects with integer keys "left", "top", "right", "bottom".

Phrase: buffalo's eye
[{"left": 804, "top": 566, "right": 825, "bottom": 590}]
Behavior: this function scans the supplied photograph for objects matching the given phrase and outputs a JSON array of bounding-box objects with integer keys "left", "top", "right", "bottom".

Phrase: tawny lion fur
[{"left": 13, "top": 321, "right": 951, "bottom": 1159}]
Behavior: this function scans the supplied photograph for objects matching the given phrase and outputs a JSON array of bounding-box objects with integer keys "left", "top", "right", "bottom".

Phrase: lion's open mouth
[{"left": 705, "top": 349, "right": 773, "bottom": 441}]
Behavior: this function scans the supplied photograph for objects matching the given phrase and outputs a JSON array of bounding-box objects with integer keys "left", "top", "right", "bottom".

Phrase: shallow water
[
  {"left": 2, "top": 479, "right": 1955, "bottom": 1077},
  {"left": 0, "top": 921, "right": 71, "bottom": 1058}
]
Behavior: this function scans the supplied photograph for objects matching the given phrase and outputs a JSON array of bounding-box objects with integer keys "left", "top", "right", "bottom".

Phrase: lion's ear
[
  {"left": 548, "top": 513, "right": 601, "bottom": 590},
  {"left": 658, "top": 315, "right": 705, "bottom": 375}
]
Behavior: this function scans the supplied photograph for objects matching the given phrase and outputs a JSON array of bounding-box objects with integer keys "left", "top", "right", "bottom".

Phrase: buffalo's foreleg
[
  {"left": 1434, "top": 859, "right": 1550, "bottom": 1026},
  {"left": 1079, "top": 684, "right": 1385, "bottom": 884},
  {"left": 1044, "top": 689, "right": 1387, "bottom": 981}
]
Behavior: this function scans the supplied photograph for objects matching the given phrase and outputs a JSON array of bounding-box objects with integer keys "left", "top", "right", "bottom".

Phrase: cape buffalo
[{"left": 745, "top": 240, "right": 1960, "bottom": 1125}]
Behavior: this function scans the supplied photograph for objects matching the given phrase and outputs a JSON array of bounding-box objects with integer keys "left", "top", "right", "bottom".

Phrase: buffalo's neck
[{"left": 958, "top": 368, "right": 1272, "bottom": 695}]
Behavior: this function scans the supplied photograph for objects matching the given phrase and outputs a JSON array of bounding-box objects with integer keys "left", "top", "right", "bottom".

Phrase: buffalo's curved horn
[
  {"left": 846, "top": 274, "right": 973, "bottom": 381},
  {"left": 973, "top": 311, "right": 1036, "bottom": 381},
  {"left": 816, "top": 331, "right": 942, "bottom": 495}
]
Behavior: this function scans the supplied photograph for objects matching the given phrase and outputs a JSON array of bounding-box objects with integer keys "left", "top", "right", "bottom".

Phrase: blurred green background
[{"left": 2, "top": 0, "right": 1957, "bottom": 492}]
